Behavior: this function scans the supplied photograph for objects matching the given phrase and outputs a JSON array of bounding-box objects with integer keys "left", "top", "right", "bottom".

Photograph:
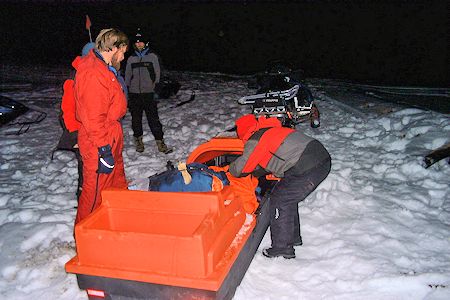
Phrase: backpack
[
  {"left": 148, "top": 163, "right": 229, "bottom": 192},
  {"left": 51, "top": 78, "right": 79, "bottom": 159}
]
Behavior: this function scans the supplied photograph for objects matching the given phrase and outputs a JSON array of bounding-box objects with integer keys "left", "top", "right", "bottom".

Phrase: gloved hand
[{"left": 97, "top": 144, "right": 114, "bottom": 174}]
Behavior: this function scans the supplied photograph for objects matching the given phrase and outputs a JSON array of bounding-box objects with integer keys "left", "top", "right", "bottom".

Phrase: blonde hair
[{"left": 95, "top": 28, "right": 129, "bottom": 52}]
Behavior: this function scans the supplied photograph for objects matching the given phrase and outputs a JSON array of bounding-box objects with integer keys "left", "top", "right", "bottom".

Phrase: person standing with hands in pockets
[
  {"left": 125, "top": 28, "right": 172, "bottom": 154},
  {"left": 73, "top": 28, "right": 129, "bottom": 225}
]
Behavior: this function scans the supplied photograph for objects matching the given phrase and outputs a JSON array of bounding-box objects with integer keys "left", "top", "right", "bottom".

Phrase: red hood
[
  {"left": 236, "top": 114, "right": 282, "bottom": 142},
  {"left": 236, "top": 114, "right": 257, "bottom": 141}
]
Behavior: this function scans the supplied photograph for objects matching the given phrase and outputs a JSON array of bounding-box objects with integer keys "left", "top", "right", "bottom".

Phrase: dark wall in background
[{"left": 0, "top": 1, "right": 448, "bottom": 86}]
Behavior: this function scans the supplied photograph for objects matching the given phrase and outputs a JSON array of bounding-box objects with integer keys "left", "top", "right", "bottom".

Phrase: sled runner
[{"left": 66, "top": 137, "right": 275, "bottom": 300}]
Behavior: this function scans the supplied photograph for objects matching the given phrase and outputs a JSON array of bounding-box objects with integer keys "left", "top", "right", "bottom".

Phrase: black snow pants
[
  {"left": 269, "top": 155, "right": 331, "bottom": 250},
  {"left": 53, "top": 119, "right": 83, "bottom": 202},
  {"left": 128, "top": 93, "right": 164, "bottom": 140}
]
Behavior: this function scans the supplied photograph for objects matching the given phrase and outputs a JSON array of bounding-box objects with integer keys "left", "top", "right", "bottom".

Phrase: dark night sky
[{"left": 0, "top": 1, "right": 448, "bottom": 86}]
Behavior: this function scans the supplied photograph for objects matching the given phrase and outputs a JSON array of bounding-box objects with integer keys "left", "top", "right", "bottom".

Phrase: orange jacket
[
  {"left": 61, "top": 57, "right": 83, "bottom": 132},
  {"left": 210, "top": 165, "right": 259, "bottom": 214}
]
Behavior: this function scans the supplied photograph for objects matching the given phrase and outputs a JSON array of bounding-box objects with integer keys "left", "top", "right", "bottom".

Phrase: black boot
[{"left": 262, "top": 247, "right": 295, "bottom": 259}]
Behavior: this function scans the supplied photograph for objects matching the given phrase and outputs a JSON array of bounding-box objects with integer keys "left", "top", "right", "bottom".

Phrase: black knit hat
[{"left": 133, "top": 28, "right": 148, "bottom": 44}]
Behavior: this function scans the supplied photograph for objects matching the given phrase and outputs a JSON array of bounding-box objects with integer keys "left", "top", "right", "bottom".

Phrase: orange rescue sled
[{"left": 65, "top": 137, "right": 274, "bottom": 300}]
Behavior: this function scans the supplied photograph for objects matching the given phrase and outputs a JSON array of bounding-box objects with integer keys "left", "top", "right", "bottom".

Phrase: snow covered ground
[{"left": 0, "top": 65, "right": 449, "bottom": 299}]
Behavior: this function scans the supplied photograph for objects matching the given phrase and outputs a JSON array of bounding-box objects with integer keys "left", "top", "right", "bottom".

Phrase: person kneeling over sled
[{"left": 229, "top": 114, "right": 331, "bottom": 259}]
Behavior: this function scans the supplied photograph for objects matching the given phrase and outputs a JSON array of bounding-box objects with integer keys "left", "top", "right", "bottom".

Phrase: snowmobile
[
  {"left": 0, "top": 95, "right": 46, "bottom": 135},
  {"left": 0, "top": 95, "right": 29, "bottom": 126},
  {"left": 154, "top": 75, "right": 181, "bottom": 99},
  {"left": 242, "top": 61, "right": 320, "bottom": 128},
  {"left": 65, "top": 136, "right": 277, "bottom": 300}
]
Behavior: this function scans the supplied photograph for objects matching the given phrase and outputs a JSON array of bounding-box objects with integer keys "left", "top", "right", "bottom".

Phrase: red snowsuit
[{"left": 73, "top": 50, "right": 128, "bottom": 224}]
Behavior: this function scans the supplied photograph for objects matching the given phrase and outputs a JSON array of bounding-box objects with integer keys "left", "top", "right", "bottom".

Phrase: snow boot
[
  {"left": 156, "top": 139, "right": 173, "bottom": 154},
  {"left": 134, "top": 136, "right": 144, "bottom": 153},
  {"left": 262, "top": 247, "right": 295, "bottom": 259},
  {"left": 291, "top": 236, "right": 303, "bottom": 247}
]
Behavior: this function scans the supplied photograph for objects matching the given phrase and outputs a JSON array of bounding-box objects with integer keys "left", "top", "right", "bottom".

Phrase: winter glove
[{"left": 97, "top": 144, "right": 115, "bottom": 174}]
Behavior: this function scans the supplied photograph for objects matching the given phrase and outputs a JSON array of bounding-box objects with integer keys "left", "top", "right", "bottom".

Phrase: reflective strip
[
  {"left": 87, "top": 289, "right": 105, "bottom": 298},
  {"left": 100, "top": 158, "right": 114, "bottom": 169}
]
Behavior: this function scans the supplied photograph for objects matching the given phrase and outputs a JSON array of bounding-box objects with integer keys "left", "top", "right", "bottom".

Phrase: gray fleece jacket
[{"left": 125, "top": 49, "right": 160, "bottom": 94}]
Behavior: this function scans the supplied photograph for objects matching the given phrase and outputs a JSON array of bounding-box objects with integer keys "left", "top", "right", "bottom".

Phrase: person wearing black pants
[
  {"left": 128, "top": 93, "right": 163, "bottom": 141},
  {"left": 125, "top": 28, "right": 172, "bottom": 154},
  {"left": 229, "top": 114, "right": 331, "bottom": 259},
  {"left": 268, "top": 157, "right": 331, "bottom": 256}
]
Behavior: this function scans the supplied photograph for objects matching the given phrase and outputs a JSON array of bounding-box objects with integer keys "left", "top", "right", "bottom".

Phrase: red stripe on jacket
[{"left": 242, "top": 126, "right": 295, "bottom": 173}]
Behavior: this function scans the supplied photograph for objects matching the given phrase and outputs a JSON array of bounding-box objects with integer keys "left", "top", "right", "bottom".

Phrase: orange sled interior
[{"left": 65, "top": 137, "right": 273, "bottom": 299}]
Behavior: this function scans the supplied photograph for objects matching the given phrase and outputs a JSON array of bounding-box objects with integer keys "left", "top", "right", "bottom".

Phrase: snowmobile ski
[{"left": 172, "top": 91, "right": 196, "bottom": 108}]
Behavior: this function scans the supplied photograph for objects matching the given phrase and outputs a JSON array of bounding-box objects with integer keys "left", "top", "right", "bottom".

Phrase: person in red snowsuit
[{"left": 74, "top": 29, "right": 129, "bottom": 225}]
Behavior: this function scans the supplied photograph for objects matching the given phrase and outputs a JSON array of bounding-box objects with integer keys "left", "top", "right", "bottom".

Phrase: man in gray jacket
[
  {"left": 125, "top": 29, "right": 172, "bottom": 154},
  {"left": 229, "top": 114, "right": 331, "bottom": 259}
]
